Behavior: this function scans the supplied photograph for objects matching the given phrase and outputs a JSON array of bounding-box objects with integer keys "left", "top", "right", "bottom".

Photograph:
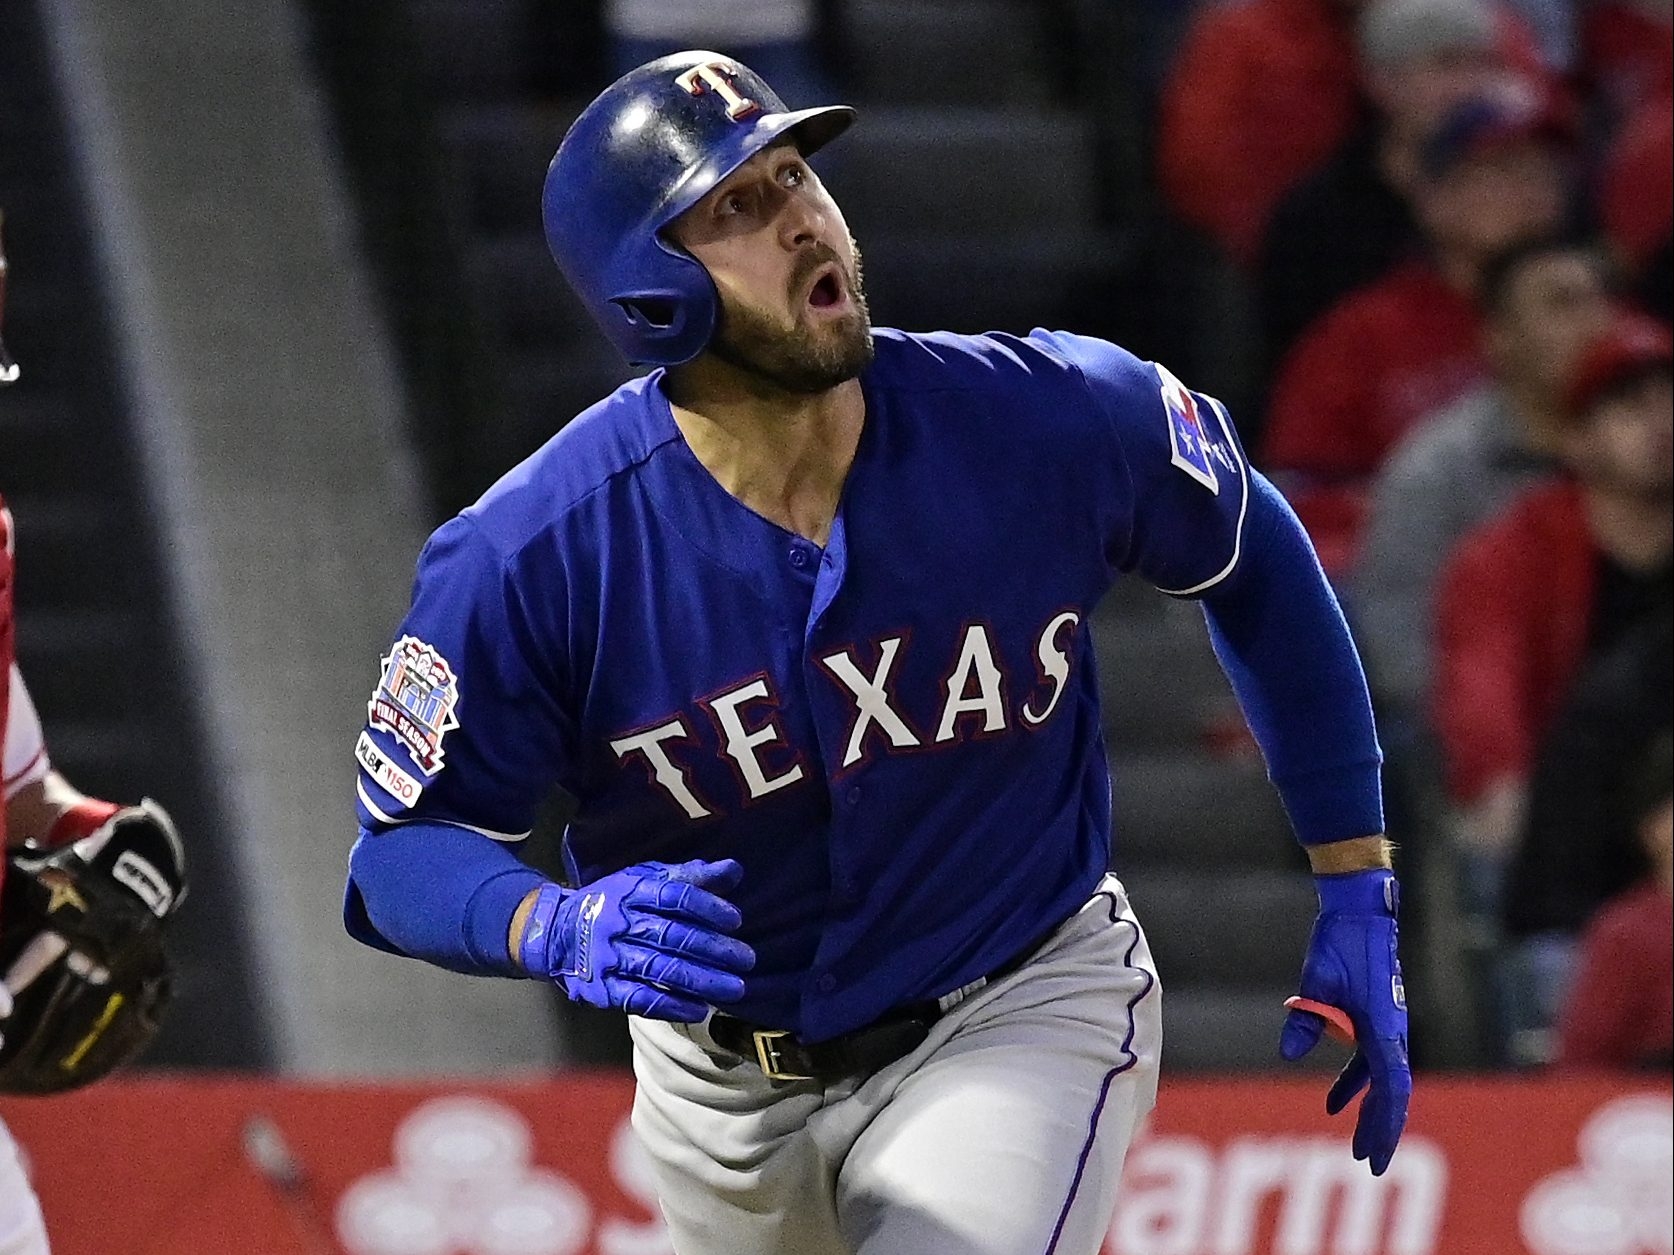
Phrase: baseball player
[
  {"left": 0, "top": 211, "right": 189, "bottom": 1254},
  {"left": 346, "top": 55, "right": 1411, "bottom": 1255}
]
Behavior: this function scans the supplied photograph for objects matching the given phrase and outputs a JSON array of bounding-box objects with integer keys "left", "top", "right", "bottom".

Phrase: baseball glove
[{"left": 0, "top": 800, "right": 187, "bottom": 1094}]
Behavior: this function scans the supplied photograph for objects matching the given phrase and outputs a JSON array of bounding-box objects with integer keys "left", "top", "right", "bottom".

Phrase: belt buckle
[{"left": 752, "top": 1029, "right": 814, "bottom": 1082}]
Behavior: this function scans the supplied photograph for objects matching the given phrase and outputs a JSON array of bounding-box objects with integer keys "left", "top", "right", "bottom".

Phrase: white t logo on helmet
[{"left": 676, "top": 62, "right": 761, "bottom": 121}]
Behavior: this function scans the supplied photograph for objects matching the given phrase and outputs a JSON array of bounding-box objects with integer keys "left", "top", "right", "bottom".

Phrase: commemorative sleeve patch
[
  {"left": 1155, "top": 362, "right": 1223, "bottom": 495},
  {"left": 355, "top": 730, "right": 425, "bottom": 809},
  {"left": 367, "top": 635, "right": 460, "bottom": 778}
]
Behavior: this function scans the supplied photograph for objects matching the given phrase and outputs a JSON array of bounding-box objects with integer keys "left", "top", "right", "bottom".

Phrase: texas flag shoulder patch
[{"left": 1155, "top": 361, "right": 1220, "bottom": 495}]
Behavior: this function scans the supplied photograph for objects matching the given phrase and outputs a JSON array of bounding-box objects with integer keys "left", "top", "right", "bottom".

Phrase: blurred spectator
[
  {"left": 1640, "top": 238, "right": 1673, "bottom": 329},
  {"left": 1555, "top": 734, "right": 1673, "bottom": 1072},
  {"left": 1580, "top": 0, "right": 1673, "bottom": 126},
  {"left": 1158, "top": 0, "right": 1362, "bottom": 265},
  {"left": 1598, "top": 95, "right": 1674, "bottom": 322},
  {"left": 1263, "top": 89, "right": 1572, "bottom": 571},
  {"left": 1502, "top": 0, "right": 1578, "bottom": 71},
  {"left": 1259, "top": 0, "right": 1531, "bottom": 371},
  {"left": 1434, "top": 312, "right": 1672, "bottom": 864},
  {"left": 1503, "top": 597, "right": 1669, "bottom": 1048},
  {"left": 1355, "top": 238, "right": 1614, "bottom": 711},
  {"left": 1158, "top": 0, "right": 1544, "bottom": 264},
  {"left": 602, "top": 0, "right": 827, "bottom": 106}
]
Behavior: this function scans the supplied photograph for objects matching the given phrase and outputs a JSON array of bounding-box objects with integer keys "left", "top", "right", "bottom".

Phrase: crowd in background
[
  {"left": 1153, "top": 0, "right": 1671, "bottom": 1071},
  {"left": 623, "top": 0, "right": 1674, "bottom": 1073},
  {"left": 287, "top": 0, "right": 1674, "bottom": 1075}
]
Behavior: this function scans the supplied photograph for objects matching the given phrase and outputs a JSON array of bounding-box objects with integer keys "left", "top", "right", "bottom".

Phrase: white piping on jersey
[
  {"left": 356, "top": 779, "right": 404, "bottom": 827},
  {"left": 356, "top": 779, "right": 530, "bottom": 842},
  {"left": 1155, "top": 396, "right": 1250, "bottom": 598},
  {"left": 432, "top": 818, "right": 532, "bottom": 843}
]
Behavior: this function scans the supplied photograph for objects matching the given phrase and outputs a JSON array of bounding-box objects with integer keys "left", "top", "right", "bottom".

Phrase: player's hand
[
  {"left": 519, "top": 859, "right": 755, "bottom": 1023},
  {"left": 1280, "top": 868, "right": 1411, "bottom": 1176}
]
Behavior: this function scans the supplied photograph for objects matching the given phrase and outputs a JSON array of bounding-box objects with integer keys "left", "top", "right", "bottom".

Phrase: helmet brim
[{"left": 657, "top": 104, "right": 856, "bottom": 233}]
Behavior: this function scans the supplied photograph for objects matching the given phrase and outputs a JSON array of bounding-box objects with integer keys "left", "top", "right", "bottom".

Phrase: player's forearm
[
  {"left": 1200, "top": 474, "right": 1384, "bottom": 846},
  {"left": 347, "top": 823, "right": 548, "bottom": 977}
]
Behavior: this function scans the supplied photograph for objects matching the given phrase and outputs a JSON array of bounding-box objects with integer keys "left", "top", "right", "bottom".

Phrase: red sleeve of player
[
  {"left": 1432, "top": 513, "right": 1539, "bottom": 804},
  {"left": 0, "top": 501, "right": 14, "bottom": 852}
]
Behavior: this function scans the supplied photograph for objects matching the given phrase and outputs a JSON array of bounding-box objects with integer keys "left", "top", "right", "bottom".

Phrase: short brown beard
[{"left": 706, "top": 242, "right": 875, "bottom": 396}]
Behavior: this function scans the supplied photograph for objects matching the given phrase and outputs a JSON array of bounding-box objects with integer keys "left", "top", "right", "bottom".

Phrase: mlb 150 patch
[
  {"left": 356, "top": 730, "right": 426, "bottom": 809},
  {"left": 368, "top": 635, "right": 461, "bottom": 777}
]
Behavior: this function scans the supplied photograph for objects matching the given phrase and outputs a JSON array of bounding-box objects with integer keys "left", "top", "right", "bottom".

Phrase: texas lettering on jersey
[{"left": 610, "top": 612, "right": 1081, "bottom": 820}]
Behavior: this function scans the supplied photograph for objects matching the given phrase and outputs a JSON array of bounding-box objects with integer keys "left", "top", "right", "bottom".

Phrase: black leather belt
[{"left": 708, "top": 927, "right": 1051, "bottom": 1083}]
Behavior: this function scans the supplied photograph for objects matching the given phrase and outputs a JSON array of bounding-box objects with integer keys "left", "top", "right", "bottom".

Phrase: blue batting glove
[
  {"left": 519, "top": 859, "right": 756, "bottom": 1024},
  {"left": 1280, "top": 867, "right": 1411, "bottom": 1176}
]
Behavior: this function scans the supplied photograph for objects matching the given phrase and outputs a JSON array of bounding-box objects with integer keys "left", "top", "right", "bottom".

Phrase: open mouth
[{"left": 805, "top": 264, "right": 846, "bottom": 311}]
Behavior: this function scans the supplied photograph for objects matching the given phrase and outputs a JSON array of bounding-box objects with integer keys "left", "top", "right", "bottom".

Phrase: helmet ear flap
[
  {"left": 604, "top": 247, "right": 717, "bottom": 363},
  {"left": 613, "top": 294, "right": 682, "bottom": 332}
]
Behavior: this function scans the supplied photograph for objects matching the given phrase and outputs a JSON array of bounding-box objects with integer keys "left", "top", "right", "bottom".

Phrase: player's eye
[
  {"left": 717, "top": 190, "right": 749, "bottom": 217},
  {"left": 779, "top": 162, "right": 805, "bottom": 188}
]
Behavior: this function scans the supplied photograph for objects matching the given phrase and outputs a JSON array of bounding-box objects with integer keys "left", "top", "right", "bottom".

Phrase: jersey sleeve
[
  {"left": 1034, "top": 330, "right": 1251, "bottom": 596},
  {"left": 354, "top": 514, "right": 575, "bottom": 842},
  {"left": 4, "top": 665, "right": 50, "bottom": 801}
]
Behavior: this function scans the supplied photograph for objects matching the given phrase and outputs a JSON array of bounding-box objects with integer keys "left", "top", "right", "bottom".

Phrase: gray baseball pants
[{"left": 629, "top": 875, "right": 1162, "bottom": 1255}]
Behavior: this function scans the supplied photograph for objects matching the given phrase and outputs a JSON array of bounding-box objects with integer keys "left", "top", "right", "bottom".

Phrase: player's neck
[{"left": 665, "top": 376, "right": 865, "bottom": 547}]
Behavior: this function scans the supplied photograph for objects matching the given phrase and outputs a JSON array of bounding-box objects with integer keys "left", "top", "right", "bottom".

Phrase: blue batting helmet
[{"left": 542, "top": 52, "right": 855, "bottom": 367}]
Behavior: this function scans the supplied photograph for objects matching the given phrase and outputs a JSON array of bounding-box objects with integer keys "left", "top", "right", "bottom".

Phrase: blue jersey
[{"left": 350, "top": 329, "right": 1250, "bottom": 1041}]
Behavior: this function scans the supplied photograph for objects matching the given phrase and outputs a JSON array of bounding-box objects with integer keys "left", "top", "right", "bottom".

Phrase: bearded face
[
  {"left": 706, "top": 237, "right": 875, "bottom": 395},
  {"left": 665, "top": 144, "right": 875, "bottom": 398}
]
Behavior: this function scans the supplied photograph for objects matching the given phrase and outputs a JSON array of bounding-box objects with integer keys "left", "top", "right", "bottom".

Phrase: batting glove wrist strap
[
  {"left": 1313, "top": 867, "right": 1398, "bottom": 917},
  {"left": 516, "top": 883, "right": 569, "bottom": 980}
]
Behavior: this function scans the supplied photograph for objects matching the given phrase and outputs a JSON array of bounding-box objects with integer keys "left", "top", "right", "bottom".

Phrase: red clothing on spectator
[
  {"left": 1582, "top": 2, "right": 1674, "bottom": 123},
  {"left": 1600, "top": 95, "right": 1674, "bottom": 273},
  {"left": 1158, "top": 0, "right": 1549, "bottom": 264},
  {"left": 1263, "top": 261, "right": 1486, "bottom": 567},
  {"left": 1266, "top": 262, "right": 1486, "bottom": 476},
  {"left": 1557, "top": 882, "right": 1674, "bottom": 1070},
  {"left": 1158, "top": 0, "right": 1361, "bottom": 264},
  {"left": 1434, "top": 480, "right": 1595, "bottom": 802}
]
